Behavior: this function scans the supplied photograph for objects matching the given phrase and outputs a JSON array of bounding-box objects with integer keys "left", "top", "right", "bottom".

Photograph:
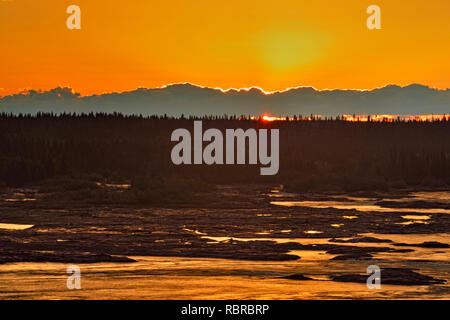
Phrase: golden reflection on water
[
  {"left": 410, "top": 192, "right": 450, "bottom": 204},
  {"left": 271, "top": 200, "right": 450, "bottom": 214},
  {"left": 0, "top": 223, "right": 34, "bottom": 230},
  {"left": 331, "top": 224, "right": 344, "bottom": 228},
  {"left": 396, "top": 221, "right": 430, "bottom": 225},
  {"left": 401, "top": 215, "right": 431, "bottom": 220},
  {"left": 271, "top": 191, "right": 450, "bottom": 215},
  {"left": 0, "top": 256, "right": 447, "bottom": 300},
  {"left": 304, "top": 230, "right": 323, "bottom": 234}
]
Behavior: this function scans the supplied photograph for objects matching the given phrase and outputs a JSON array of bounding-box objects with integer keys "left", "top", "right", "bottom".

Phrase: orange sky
[{"left": 1, "top": 0, "right": 449, "bottom": 96}]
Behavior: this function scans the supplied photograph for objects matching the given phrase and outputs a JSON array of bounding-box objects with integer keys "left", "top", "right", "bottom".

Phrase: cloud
[{"left": 0, "top": 83, "right": 448, "bottom": 116}]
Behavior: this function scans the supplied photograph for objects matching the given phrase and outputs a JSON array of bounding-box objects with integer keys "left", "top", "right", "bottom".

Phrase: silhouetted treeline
[{"left": 0, "top": 112, "right": 449, "bottom": 192}]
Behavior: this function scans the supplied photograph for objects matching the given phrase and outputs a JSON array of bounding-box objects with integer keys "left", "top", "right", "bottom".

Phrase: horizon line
[{"left": 1, "top": 82, "right": 449, "bottom": 98}]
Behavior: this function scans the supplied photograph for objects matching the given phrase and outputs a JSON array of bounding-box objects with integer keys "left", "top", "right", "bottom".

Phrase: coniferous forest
[{"left": 0, "top": 113, "right": 449, "bottom": 204}]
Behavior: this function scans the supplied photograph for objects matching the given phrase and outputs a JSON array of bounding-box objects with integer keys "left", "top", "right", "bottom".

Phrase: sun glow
[
  {"left": 1, "top": 1, "right": 450, "bottom": 96},
  {"left": 341, "top": 114, "right": 450, "bottom": 122},
  {"left": 258, "top": 114, "right": 450, "bottom": 122},
  {"left": 262, "top": 115, "right": 284, "bottom": 122}
]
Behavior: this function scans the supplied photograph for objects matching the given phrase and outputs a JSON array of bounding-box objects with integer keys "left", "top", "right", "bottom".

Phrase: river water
[{"left": 0, "top": 190, "right": 449, "bottom": 299}]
